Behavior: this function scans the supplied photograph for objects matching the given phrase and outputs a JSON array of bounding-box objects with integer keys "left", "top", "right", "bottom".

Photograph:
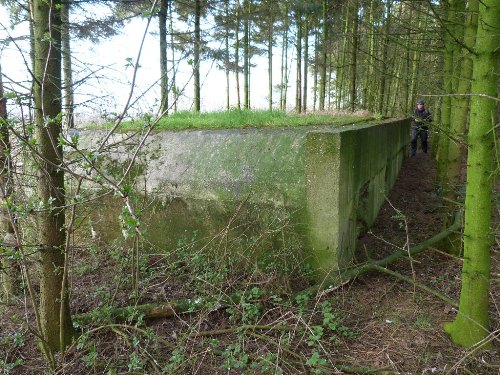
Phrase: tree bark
[
  {"left": 377, "top": 0, "right": 392, "bottom": 115},
  {"left": 336, "top": 3, "right": 349, "bottom": 110},
  {"left": 169, "top": 2, "right": 178, "bottom": 112},
  {"left": 319, "top": 0, "right": 328, "bottom": 111},
  {"left": 243, "top": 0, "right": 250, "bottom": 109},
  {"left": 268, "top": 13, "right": 273, "bottom": 111},
  {"left": 193, "top": 0, "right": 201, "bottom": 112},
  {"left": 295, "top": 8, "right": 302, "bottom": 113},
  {"left": 225, "top": 0, "right": 230, "bottom": 110},
  {"left": 302, "top": 17, "right": 308, "bottom": 113},
  {"left": 235, "top": 0, "right": 241, "bottom": 109},
  {"left": 442, "top": 0, "right": 478, "bottom": 255},
  {"left": 437, "top": 0, "right": 459, "bottom": 184},
  {"left": 313, "top": 29, "right": 319, "bottom": 111},
  {"left": 61, "top": 0, "right": 74, "bottom": 128},
  {"left": 444, "top": 0, "right": 499, "bottom": 348},
  {"left": 362, "top": 0, "right": 375, "bottom": 111},
  {"left": 280, "top": 4, "right": 289, "bottom": 111},
  {"left": 159, "top": 0, "right": 169, "bottom": 115},
  {"left": 33, "top": 0, "right": 73, "bottom": 352},
  {"left": 349, "top": 0, "right": 359, "bottom": 112}
]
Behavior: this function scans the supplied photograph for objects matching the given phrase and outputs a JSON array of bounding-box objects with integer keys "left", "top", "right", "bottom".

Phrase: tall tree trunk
[
  {"left": 362, "top": 0, "right": 375, "bottom": 111},
  {"left": 328, "top": 55, "right": 333, "bottom": 109},
  {"left": 389, "top": 57, "right": 403, "bottom": 117},
  {"left": 279, "top": 15, "right": 286, "bottom": 111},
  {"left": 169, "top": 2, "right": 178, "bottom": 112},
  {"left": 280, "top": 5, "right": 289, "bottom": 111},
  {"left": 403, "top": 4, "right": 413, "bottom": 114},
  {"left": 431, "top": 96, "right": 442, "bottom": 158},
  {"left": 235, "top": 0, "right": 241, "bottom": 109},
  {"left": 159, "top": 0, "right": 168, "bottom": 114},
  {"left": 442, "top": 0, "right": 479, "bottom": 254},
  {"left": 378, "top": 0, "right": 392, "bottom": 115},
  {"left": 444, "top": 0, "right": 499, "bottom": 348},
  {"left": 225, "top": 0, "right": 230, "bottom": 110},
  {"left": 437, "top": 0, "right": 459, "bottom": 183},
  {"left": 0, "top": 64, "right": 18, "bottom": 301},
  {"left": 61, "top": 0, "right": 74, "bottom": 128},
  {"left": 268, "top": 14, "right": 273, "bottom": 111},
  {"left": 33, "top": 0, "right": 73, "bottom": 352},
  {"left": 302, "top": 17, "right": 308, "bottom": 113},
  {"left": 295, "top": 8, "right": 302, "bottom": 113},
  {"left": 408, "top": 9, "right": 428, "bottom": 112},
  {"left": 337, "top": 3, "right": 350, "bottom": 110},
  {"left": 319, "top": 0, "right": 328, "bottom": 110},
  {"left": 243, "top": 0, "right": 250, "bottom": 109},
  {"left": 313, "top": 29, "right": 319, "bottom": 111},
  {"left": 193, "top": 0, "right": 201, "bottom": 112},
  {"left": 349, "top": 0, "right": 359, "bottom": 112}
]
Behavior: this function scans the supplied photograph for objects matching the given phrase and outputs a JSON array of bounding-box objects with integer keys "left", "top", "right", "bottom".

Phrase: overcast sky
[{"left": 1, "top": 6, "right": 300, "bottom": 124}]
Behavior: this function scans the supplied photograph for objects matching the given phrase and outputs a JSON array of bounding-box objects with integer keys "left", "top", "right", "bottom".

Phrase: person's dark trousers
[{"left": 411, "top": 126, "right": 428, "bottom": 156}]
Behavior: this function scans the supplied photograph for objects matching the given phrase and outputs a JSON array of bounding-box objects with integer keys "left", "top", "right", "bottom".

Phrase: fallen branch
[
  {"left": 308, "top": 209, "right": 463, "bottom": 295},
  {"left": 75, "top": 288, "right": 262, "bottom": 326},
  {"left": 373, "top": 265, "right": 457, "bottom": 307}
]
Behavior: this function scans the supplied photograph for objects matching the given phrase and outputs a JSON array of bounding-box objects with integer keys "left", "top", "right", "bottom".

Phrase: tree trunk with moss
[
  {"left": 33, "top": 0, "right": 73, "bottom": 351},
  {"left": 437, "top": 0, "right": 460, "bottom": 185},
  {"left": 442, "top": 0, "right": 479, "bottom": 255},
  {"left": 444, "top": 0, "right": 499, "bottom": 348}
]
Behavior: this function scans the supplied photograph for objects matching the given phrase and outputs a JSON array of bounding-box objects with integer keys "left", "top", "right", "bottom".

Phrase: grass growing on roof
[{"left": 97, "top": 110, "right": 374, "bottom": 131}]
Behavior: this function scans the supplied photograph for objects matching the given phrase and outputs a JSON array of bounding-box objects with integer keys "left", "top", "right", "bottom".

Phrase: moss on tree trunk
[
  {"left": 33, "top": 0, "right": 73, "bottom": 352},
  {"left": 442, "top": 0, "right": 479, "bottom": 256},
  {"left": 444, "top": 0, "right": 499, "bottom": 348}
]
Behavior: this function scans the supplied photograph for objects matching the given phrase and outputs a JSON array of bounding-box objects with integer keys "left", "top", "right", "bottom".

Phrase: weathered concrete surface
[
  {"left": 304, "top": 121, "right": 409, "bottom": 281},
  {"left": 78, "top": 119, "right": 409, "bottom": 281}
]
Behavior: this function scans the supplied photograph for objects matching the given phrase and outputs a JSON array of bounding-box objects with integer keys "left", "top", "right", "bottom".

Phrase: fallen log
[{"left": 307, "top": 209, "right": 463, "bottom": 296}]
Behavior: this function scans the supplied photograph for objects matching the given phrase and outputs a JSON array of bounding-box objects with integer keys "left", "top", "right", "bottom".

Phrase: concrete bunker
[{"left": 79, "top": 118, "right": 410, "bottom": 282}]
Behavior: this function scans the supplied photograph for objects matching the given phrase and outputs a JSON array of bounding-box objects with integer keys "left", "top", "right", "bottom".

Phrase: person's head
[{"left": 416, "top": 99, "right": 425, "bottom": 109}]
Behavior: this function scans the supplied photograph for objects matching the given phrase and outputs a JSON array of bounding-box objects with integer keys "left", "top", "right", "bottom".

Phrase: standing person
[{"left": 411, "top": 99, "right": 432, "bottom": 156}]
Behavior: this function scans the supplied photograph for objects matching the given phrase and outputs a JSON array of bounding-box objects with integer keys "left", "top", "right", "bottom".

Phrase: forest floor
[{"left": 1, "top": 148, "right": 499, "bottom": 374}]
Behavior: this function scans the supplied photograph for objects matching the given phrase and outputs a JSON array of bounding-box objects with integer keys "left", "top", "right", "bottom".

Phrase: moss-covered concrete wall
[
  {"left": 304, "top": 120, "right": 409, "bottom": 281},
  {"left": 78, "top": 118, "right": 409, "bottom": 281}
]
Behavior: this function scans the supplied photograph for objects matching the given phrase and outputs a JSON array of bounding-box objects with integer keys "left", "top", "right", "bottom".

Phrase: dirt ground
[{"left": 1, "top": 149, "right": 498, "bottom": 374}]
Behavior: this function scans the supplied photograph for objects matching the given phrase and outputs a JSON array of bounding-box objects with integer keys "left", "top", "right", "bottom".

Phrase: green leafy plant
[
  {"left": 306, "top": 351, "right": 328, "bottom": 374},
  {"left": 127, "top": 351, "right": 143, "bottom": 372}
]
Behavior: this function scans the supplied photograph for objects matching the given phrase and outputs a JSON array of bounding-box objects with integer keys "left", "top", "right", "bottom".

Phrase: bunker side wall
[{"left": 304, "top": 119, "right": 410, "bottom": 280}]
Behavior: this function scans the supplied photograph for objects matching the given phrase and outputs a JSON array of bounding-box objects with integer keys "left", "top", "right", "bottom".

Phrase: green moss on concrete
[
  {"left": 303, "top": 119, "right": 410, "bottom": 281},
  {"left": 77, "top": 118, "right": 410, "bottom": 283},
  {"left": 304, "top": 132, "right": 341, "bottom": 279}
]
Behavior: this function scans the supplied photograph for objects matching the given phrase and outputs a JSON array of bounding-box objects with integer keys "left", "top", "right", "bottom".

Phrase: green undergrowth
[
  {"left": 69, "top": 230, "right": 357, "bottom": 374},
  {"left": 91, "top": 110, "right": 374, "bottom": 132}
]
